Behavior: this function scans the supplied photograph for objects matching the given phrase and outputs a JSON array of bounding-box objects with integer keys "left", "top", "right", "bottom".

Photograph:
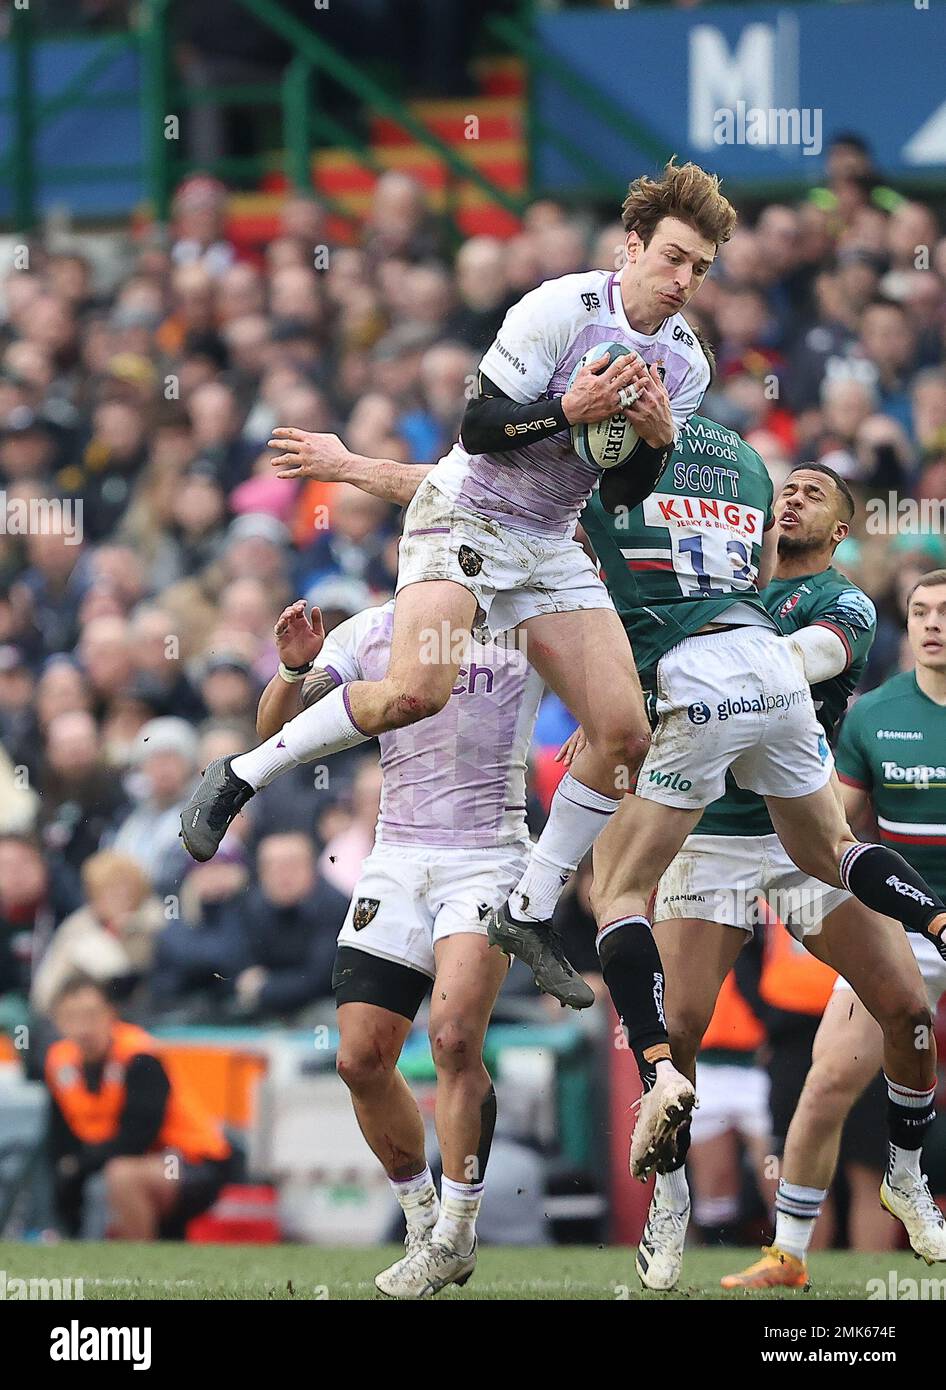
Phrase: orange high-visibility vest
[
  {"left": 45, "top": 1022, "right": 230, "bottom": 1164},
  {"left": 759, "top": 919, "right": 836, "bottom": 1016},
  {"left": 701, "top": 969, "right": 765, "bottom": 1052}
]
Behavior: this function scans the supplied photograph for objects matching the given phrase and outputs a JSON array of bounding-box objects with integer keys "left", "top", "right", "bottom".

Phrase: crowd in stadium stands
[{"left": 1, "top": 133, "right": 945, "bottom": 1058}]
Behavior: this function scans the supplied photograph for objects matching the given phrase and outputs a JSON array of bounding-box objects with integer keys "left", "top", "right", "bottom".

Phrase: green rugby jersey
[
  {"left": 695, "top": 567, "right": 877, "bottom": 837},
  {"left": 834, "top": 670, "right": 946, "bottom": 898},
  {"left": 581, "top": 414, "right": 776, "bottom": 683}
]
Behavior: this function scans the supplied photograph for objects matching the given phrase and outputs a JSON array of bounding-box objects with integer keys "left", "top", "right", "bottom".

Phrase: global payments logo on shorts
[{"left": 687, "top": 690, "right": 808, "bottom": 723}]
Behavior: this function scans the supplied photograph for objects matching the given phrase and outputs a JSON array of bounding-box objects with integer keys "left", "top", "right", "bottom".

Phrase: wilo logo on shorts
[{"left": 646, "top": 769, "right": 693, "bottom": 793}]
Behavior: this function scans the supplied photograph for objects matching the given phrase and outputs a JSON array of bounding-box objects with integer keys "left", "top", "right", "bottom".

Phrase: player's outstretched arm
[
  {"left": 269, "top": 428, "right": 431, "bottom": 506},
  {"left": 779, "top": 625, "right": 849, "bottom": 687},
  {"left": 256, "top": 600, "right": 335, "bottom": 737}
]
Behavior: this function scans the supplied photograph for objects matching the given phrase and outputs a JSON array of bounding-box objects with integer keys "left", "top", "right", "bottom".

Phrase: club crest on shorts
[
  {"left": 458, "top": 545, "right": 484, "bottom": 577},
  {"left": 352, "top": 897, "right": 380, "bottom": 931}
]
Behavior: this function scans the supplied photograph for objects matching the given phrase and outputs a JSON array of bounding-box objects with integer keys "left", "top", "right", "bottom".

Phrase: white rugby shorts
[
  {"left": 689, "top": 1061, "right": 771, "bottom": 1145},
  {"left": 396, "top": 476, "right": 615, "bottom": 640},
  {"left": 654, "top": 832, "right": 849, "bottom": 941},
  {"left": 638, "top": 625, "right": 833, "bottom": 810},
  {"left": 336, "top": 839, "right": 531, "bottom": 978}
]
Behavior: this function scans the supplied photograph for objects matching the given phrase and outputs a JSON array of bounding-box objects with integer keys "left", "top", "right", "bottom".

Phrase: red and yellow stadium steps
[{"left": 226, "top": 58, "right": 527, "bottom": 252}]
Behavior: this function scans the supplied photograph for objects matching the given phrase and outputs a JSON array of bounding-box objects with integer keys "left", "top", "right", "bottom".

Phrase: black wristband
[
  {"left": 284, "top": 659, "right": 314, "bottom": 675},
  {"left": 598, "top": 438, "right": 673, "bottom": 514}
]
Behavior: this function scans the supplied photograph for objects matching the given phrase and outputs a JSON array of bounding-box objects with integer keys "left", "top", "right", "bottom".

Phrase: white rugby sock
[
  {"left": 654, "top": 1165, "right": 690, "bottom": 1214},
  {"left": 230, "top": 685, "right": 368, "bottom": 789},
  {"left": 509, "top": 773, "right": 621, "bottom": 923},
  {"left": 433, "top": 1177, "right": 483, "bottom": 1256},
  {"left": 773, "top": 1179, "right": 826, "bottom": 1260},
  {"left": 389, "top": 1165, "right": 440, "bottom": 1233}
]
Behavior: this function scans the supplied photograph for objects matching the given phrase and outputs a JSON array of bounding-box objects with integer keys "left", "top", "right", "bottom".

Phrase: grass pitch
[{"left": 0, "top": 1240, "right": 928, "bottom": 1300}]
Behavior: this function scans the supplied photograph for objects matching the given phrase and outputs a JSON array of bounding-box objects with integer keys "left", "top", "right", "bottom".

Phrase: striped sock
[
  {"left": 773, "top": 1179, "right": 826, "bottom": 1260},
  {"left": 839, "top": 842, "right": 945, "bottom": 935},
  {"left": 885, "top": 1075, "right": 936, "bottom": 1183}
]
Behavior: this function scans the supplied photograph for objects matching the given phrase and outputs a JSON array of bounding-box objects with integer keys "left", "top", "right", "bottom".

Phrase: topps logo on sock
[
  {"left": 50, "top": 1321, "right": 151, "bottom": 1369},
  {"left": 885, "top": 875, "right": 935, "bottom": 907}
]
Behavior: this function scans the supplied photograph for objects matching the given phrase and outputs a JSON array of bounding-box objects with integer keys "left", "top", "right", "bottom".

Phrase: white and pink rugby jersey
[
  {"left": 431, "top": 268, "right": 710, "bottom": 539},
  {"left": 315, "top": 603, "right": 544, "bottom": 849}
]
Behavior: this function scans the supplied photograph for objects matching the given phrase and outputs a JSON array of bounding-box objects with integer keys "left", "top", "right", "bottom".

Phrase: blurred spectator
[
  {"left": 230, "top": 832, "right": 349, "bottom": 1021},
  {"left": 299, "top": 483, "right": 397, "bottom": 594},
  {"left": 151, "top": 844, "right": 250, "bottom": 1021},
  {"left": 0, "top": 834, "right": 78, "bottom": 1032},
  {"left": 38, "top": 709, "right": 128, "bottom": 874},
  {"left": 45, "top": 977, "right": 232, "bottom": 1240},
  {"left": 110, "top": 718, "right": 199, "bottom": 897},
  {"left": 31, "top": 851, "right": 164, "bottom": 1017},
  {"left": 0, "top": 642, "right": 36, "bottom": 773}
]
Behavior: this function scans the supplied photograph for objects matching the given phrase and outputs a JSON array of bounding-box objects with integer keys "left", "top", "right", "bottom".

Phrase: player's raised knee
[
  {"left": 384, "top": 680, "right": 451, "bottom": 728},
  {"left": 873, "top": 992, "right": 932, "bottom": 1047}
]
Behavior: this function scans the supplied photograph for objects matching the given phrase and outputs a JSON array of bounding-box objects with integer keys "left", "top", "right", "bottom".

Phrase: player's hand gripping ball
[{"left": 568, "top": 342, "right": 641, "bottom": 469}]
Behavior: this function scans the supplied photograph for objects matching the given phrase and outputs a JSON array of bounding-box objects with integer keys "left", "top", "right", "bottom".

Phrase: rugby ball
[{"left": 568, "top": 342, "right": 641, "bottom": 470}]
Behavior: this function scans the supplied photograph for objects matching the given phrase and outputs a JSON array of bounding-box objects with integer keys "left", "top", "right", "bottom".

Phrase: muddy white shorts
[
  {"left": 689, "top": 1061, "right": 771, "bottom": 1144},
  {"left": 396, "top": 476, "right": 614, "bottom": 640},
  {"left": 336, "top": 839, "right": 531, "bottom": 978},
  {"left": 833, "top": 933, "right": 946, "bottom": 1013},
  {"left": 637, "top": 625, "right": 833, "bottom": 810},
  {"left": 654, "top": 832, "right": 850, "bottom": 942}
]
